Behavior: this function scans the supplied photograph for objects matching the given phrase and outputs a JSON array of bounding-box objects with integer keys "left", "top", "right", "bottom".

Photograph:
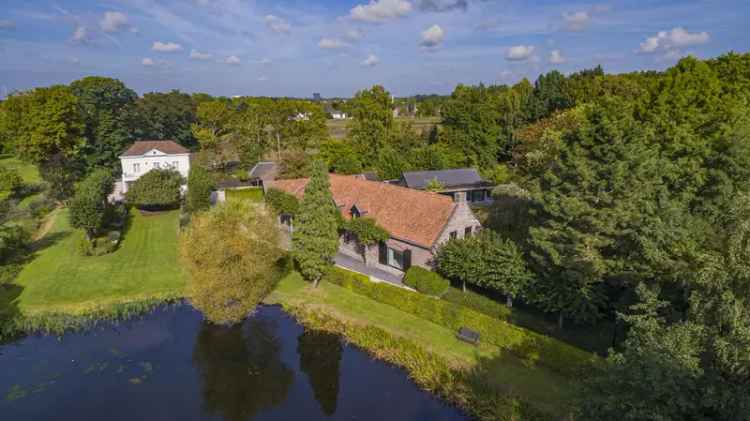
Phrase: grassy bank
[
  {"left": 225, "top": 187, "right": 264, "bottom": 203},
  {"left": 0, "top": 209, "right": 185, "bottom": 329},
  {"left": 265, "top": 271, "right": 577, "bottom": 417}
]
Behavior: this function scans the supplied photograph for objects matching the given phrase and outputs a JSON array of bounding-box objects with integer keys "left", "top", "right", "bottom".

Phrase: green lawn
[
  {"left": 225, "top": 187, "right": 264, "bottom": 203},
  {"left": 265, "top": 273, "right": 575, "bottom": 414},
  {"left": 1, "top": 209, "right": 186, "bottom": 316},
  {"left": 0, "top": 155, "right": 41, "bottom": 184}
]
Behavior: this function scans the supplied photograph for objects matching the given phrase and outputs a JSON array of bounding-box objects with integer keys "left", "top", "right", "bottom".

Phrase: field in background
[{"left": 326, "top": 117, "right": 441, "bottom": 140}]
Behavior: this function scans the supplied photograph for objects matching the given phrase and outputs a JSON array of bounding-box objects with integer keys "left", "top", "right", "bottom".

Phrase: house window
[
  {"left": 172, "top": 161, "right": 179, "bottom": 169},
  {"left": 378, "top": 242, "right": 412, "bottom": 271},
  {"left": 154, "top": 162, "right": 161, "bottom": 169},
  {"left": 343, "top": 231, "right": 354, "bottom": 244},
  {"left": 280, "top": 214, "right": 293, "bottom": 226},
  {"left": 449, "top": 231, "right": 457, "bottom": 240},
  {"left": 465, "top": 226, "right": 472, "bottom": 237},
  {"left": 469, "top": 190, "right": 486, "bottom": 202},
  {"left": 133, "top": 163, "right": 140, "bottom": 173}
]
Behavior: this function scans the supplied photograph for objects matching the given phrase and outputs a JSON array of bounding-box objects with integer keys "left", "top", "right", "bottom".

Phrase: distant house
[
  {"left": 119, "top": 140, "right": 190, "bottom": 193},
  {"left": 325, "top": 104, "right": 348, "bottom": 120},
  {"left": 400, "top": 168, "right": 494, "bottom": 203},
  {"left": 266, "top": 174, "right": 481, "bottom": 278}
]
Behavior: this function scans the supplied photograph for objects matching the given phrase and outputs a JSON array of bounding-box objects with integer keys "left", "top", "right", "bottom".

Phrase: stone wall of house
[{"left": 432, "top": 192, "right": 482, "bottom": 252}]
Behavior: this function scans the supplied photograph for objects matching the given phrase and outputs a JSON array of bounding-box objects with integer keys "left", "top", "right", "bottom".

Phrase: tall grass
[{"left": 286, "top": 304, "right": 555, "bottom": 421}]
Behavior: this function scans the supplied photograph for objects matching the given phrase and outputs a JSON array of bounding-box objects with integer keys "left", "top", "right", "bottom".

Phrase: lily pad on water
[{"left": 5, "top": 385, "right": 28, "bottom": 401}]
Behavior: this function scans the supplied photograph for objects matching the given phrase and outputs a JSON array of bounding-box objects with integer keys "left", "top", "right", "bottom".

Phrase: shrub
[
  {"left": 27, "top": 195, "right": 55, "bottom": 219},
  {"left": 0, "top": 167, "right": 23, "bottom": 198},
  {"left": 186, "top": 166, "right": 215, "bottom": 213},
  {"left": 403, "top": 267, "right": 450, "bottom": 297},
  {"left": 265, "top": 188, "right": 299, "bottom": 216},
  {"left": 126, "top": 169, "right": 182, "bottom": 210},
  {"left": 323, "top": 267, "right": 596, "bottom": 376},
  {"left": 68, "top": 168, "right": 114, "bottom": 240}
]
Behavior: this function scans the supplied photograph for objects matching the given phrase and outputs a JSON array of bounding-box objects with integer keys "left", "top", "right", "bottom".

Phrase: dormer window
[{"left": 350, "top": 206, "right": 360, "bottom": 219}]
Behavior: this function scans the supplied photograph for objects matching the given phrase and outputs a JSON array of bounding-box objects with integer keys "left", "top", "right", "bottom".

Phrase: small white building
[{"left": 119, "top": 140, "right": 191, "bottom": 193}]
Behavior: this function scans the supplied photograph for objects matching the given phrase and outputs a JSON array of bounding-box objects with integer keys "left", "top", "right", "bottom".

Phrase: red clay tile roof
[
  {"left": 120, "top": 140, "right": 189, "bottom": 157},
  {"left": 267, "top": 174, "right": 456, "bottom": 248}
]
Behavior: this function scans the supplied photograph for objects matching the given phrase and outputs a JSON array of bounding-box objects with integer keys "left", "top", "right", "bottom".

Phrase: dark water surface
[{"left": 0, "top": 305, "right": 467, "bottom": 421}]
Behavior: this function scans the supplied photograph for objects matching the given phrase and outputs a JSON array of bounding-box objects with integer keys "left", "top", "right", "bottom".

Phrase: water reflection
[
  {"left": 193, "top": 318, "right": 294, "bottom": 421},
  {"left": 297, "top": 330, "right": 342, "bottom": 416}
]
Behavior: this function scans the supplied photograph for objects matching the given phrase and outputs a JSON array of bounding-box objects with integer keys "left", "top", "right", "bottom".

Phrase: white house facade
[{"left": 119, "top": 140, "right": 191, "bottom": 193}]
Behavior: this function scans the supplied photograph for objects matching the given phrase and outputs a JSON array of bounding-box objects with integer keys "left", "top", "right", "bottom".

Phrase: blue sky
[{"left": 0, "top": 0, "right": 748, "bottom": 98}]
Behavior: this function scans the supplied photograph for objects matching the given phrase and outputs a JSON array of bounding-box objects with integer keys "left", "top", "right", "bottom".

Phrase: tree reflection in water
[
  {"left": 297, "top": 330, "right": 343, "bottom": 416},
  {"left": 192, "top": 317, "right": 294, "bottom": 421}
]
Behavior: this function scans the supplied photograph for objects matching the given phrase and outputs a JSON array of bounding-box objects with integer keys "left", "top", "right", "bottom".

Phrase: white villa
[{"left": 119, "top": 140, "right": 191, "bottom": 193}]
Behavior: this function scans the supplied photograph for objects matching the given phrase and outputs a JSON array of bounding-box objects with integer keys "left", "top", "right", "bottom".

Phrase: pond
[{"left": 0, "top": 305, "right": 467, "bottom": 421}]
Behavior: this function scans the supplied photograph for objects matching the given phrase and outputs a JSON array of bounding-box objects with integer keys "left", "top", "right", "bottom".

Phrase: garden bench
[{"left": 456, "top": 327, "right": 480, "bottom": 345}]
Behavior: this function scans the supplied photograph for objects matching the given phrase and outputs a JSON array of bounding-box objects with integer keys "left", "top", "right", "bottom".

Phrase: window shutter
[
  {"left": 403, "top": 249, "right": 412, "bottom": 270},
  {"left": 378, "top": 241, "right": 387, "bottom": 265}
]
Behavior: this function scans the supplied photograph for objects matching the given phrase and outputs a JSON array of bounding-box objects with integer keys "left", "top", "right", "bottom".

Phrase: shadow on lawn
[
  {"left": 30, "top": 231, "right": 70, "bottom": 253},
  {"left": 462, "top": 343, "right": 578, "bottom": 421}
]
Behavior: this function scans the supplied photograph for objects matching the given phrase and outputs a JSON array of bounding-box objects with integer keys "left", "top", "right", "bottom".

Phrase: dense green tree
[
  {"left": 347, "top": 85, "right": 394, "bottom": 162},
  {"left": 0, "top": 86, "right": 85, "bottom": 165},
  {"left": 0, "top": 167, "right": 23, "bottom": 199},
  {"left": 181, "top": 201, "right": 282, "bottom": 324},
  {"left": 135, "top": 90, "right": 197, "bottom": 148},
  {"left": 68, "top": 168, "right": 114, "bottom": 240},
  {"left": 439, "top": 84, "right": 503, "bottom": 169},
  {"left": 264, "top": 188, "right": 300, "bottom": 216},
  {"left": 297, "top": 330, "right": 343, "bottom": 416},
  {"left": 436, "top": 231, "right": 532, "bottom": 306},
  {"left": 39, "top": 153, "right": 82, "bottom": 203},
  {"left": 0, "top": 223, "right": 29, "bottom": 288},
  {"left": 192, "top": 99, "right": 235, "bottom": 169},
  {"left": 292, "top": 160, "right": 340, "bottom": 287},
  {"left": 70, "top": 76, "right": 138, "bottom": 170},
  {"left": 375, "top": 145, "right": 411, "bottom": 180},
  {"left": 524, "top": 70, "right": 574, "bottom": 121},
  {"left": 125, "top": 169, "right": 182, "bottom": 210},
  {"left": 186, "top": 166, "right": 215, "bottom": 213},
  {"left": 527, "top": 98, "right": 678, "bottom": 326}
]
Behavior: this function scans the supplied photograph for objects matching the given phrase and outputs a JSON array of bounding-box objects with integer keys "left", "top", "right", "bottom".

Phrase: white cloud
[
  {"left": 190, "top": 49, "right": 212, "bottom": 60},
  {"left": 264, "top": 15, "right": 290, "bottom": 34},
  {"left": 345, "top": 28, "right": 364, "bottom": 41},
  {"left": 142, "top": 58, "right": 155, "bottom": 66},
  {"left": 506, "top": 45, "right": 535, "bottom": 61},
  {"left": 549, "top": 49, "right": 566, "bottom": 64},
  {"left": 0, "top": 20, "right": 15, "bottom": 30},
  {"left": 259, "top": 58, "right": 272, "bottom": 65},
  {"left": 563, "top": 11, "right": 590, "bottom": 32},
  {"left": 225, "top": 55, "right": 241, "bottom": 65},
  {"left": 639, "top": 27, "right": 710, "bottom": 54},
  {"left": 100, "top": 11, "right": 129, "bottom": 33},
  {"left": 350, "top": 0, "right": 412, "bottom": 23},
  {"left": 319, "top": 37, "right": 348, "bottom": 49},
  {"left": 72, "top": 25, "right": 89, "bottom": 43},
  {"left": 69, "top": 57, "right": 80, "bottom": 65},
  {"left": 361, "top": 54, "right": 380, "bottom": 67},
  {"left": 152, "top": 41, "right": 183, "bottom": 52},
  {"left": 258, "top": 75, "right": 269, "bottom": 81},
  {"left": 420, "top": 24, "right": 444, "bottom": 48},
  {"left": 417, "top": 0, "right": 468, "bottom": 12}
]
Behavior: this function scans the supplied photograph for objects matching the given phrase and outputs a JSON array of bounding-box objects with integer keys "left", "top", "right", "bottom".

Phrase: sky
[{"left": 0, "top": 0, "right": 748, "bottom": 98}]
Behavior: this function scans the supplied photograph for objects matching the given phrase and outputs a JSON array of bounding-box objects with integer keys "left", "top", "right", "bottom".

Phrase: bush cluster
[
  {"left": 265, "top": 188, "right": 299, "bottom": 216},
  {"left": 403, "top": 267, "right": 450, "bottom": 297},
  {"left": 323, "top": 267, "right": 596, "bottom": 376},
  {"left": 126, "top": 169, "right": 182, "bottom": 210}
]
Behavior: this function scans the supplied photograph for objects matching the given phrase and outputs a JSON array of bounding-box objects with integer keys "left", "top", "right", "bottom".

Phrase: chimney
[{"left": 453, "top": 191, "right": 467, "bottom": 203}]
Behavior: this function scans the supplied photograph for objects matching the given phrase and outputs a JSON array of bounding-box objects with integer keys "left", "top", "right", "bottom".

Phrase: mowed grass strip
[
  {"left": 225, "top": 187, "right": 264, "bottom": 203},
  {"left": 0, "top": 155, "right": 41, "bottom": 184},
  {"left": 265, "top": 272, "right": 575, "bottom": 414},
  {"left": 4, "top": 209, "right": 185, "bottom": 316}
]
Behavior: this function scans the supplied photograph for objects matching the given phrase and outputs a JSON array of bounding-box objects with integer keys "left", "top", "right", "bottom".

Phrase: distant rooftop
[
  {"left": 401, "top": 168, "right": 490, "bottom": 190},
  {"left": 249, "top": 161, "right": 278, "bottom": 180},
  {"left": 120, "top": 140, "right": 189, "bottom": 157}
]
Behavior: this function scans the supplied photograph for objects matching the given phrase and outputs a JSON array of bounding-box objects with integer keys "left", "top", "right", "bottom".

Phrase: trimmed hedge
[
  {"left": 443, "top": 287, "right": 512, "bottom": 320},
  {"left": 323, "top": 267, "right": 596, "bottom": 377},
  {"left": 403, "top": 267, "right": 450, "bottom": 297}
]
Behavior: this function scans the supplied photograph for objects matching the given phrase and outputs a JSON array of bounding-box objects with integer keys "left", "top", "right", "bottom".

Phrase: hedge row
[
  {"left": 403, "top": 267, "right": 450, "bottom": 296},
  {"left": 323, "top": 267, "right": 597, "bottom": 377},
  {"left": 287, "top": 305, "right": 553, "bottom": 421},
  {"left": 442, "top": 287, "right": 512, "bottom": 320}
]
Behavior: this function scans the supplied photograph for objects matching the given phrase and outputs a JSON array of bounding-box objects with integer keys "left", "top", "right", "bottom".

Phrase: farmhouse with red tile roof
[{"left": 266, "top": 174, "right": 482, "bottom": 276}]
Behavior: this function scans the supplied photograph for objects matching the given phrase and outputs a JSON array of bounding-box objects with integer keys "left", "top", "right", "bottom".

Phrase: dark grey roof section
[
  {"left": 249, "top": 161, "right": 278, "bottom": 180},
  {"left": 361, "top": 171, "right": 379, "bottom": 181},
  {"left": 401, "top": 168, "right": 489, "bottom": 190}
]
